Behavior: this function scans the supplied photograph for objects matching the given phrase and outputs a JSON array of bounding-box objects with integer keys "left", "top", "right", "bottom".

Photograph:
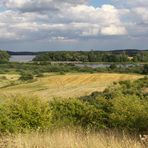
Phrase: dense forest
[{"left": 33, "top": 50, "right": 148, "bottom": 62}]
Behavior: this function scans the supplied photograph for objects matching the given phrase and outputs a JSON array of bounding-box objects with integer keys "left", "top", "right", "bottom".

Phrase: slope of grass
[{"left": 0, "top": 73, "right": 143, "bottom": 100}]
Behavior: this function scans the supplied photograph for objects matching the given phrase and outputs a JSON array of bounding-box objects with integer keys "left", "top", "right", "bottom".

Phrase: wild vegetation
[
  {"left": 0, "top": 77, "right": 147, "bottom": 134},
  {"left": 0, "top": 62, "right": 147, "bottom": 76}
]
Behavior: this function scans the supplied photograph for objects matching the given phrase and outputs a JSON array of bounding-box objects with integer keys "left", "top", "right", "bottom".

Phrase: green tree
[{"left": 0, "top": 50, "right": 10, "bottom": 63}]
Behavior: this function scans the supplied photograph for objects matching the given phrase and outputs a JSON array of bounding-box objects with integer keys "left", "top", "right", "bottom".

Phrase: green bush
[
  {"left": 19, "top": 72, "right": 34, "bottom": 81},
  {"left": 50, "top": 99, "right": 107, "bottom": 129},
  {"left": 143, "top": 64, "right": 148, "bottom": 74},
  {"left": 110, "top": 95, "right": 148, "bottom": 132},
  {"left": 80, "top": 77, "right": 148, "bottom": 132},
  {"left": 109, "top": 64, "right": 117, "bottom": 70},
  {"left": 36, "top": 73, "right": 44, "bottom": 77},
  {"left": 59, "top": 71, "right": 65, "bottom": 75},
  {"left": 0, "top": 96, "right": 51, "bottom": 133}
]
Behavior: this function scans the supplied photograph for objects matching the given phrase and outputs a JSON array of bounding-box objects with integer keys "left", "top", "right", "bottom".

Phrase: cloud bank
[{"left": 0, "top": 0, "right": 148, "bottom": 50}]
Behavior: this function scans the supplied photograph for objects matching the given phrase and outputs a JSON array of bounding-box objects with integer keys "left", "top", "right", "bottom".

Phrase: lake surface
[{"left": 10, "top": 55, "right": 35, "bottom": 62}]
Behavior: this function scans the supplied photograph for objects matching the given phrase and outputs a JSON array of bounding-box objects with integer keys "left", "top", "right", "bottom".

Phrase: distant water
[
  {"left": 76, "top": 63, "right": 140, "bottom": 68},
  {"left": 76, "top": 63, "right": 110, "bottom": 68},
  {"left": 10, "top": 55, "right": 35, "bottom": 62}
]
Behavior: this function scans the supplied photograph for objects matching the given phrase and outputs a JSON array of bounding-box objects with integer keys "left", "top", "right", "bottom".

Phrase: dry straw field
[
  {"left": 0, "top": 73, "right": 143, "bottom": 100},
  {"left": 0, "top": 130, "right": 144, "bottom": 148}
]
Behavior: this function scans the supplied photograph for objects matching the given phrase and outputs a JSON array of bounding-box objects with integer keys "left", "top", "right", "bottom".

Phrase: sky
[{"left": 0, "top": 0, "right": 148, "bottom": 51}]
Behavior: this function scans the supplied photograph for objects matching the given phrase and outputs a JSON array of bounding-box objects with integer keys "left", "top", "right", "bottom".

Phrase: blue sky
[
  {"left": 0, "top": 6, "right": 5, "bottom": 12},
  {"left": 0, "top": 0, "right": 148, "bottom": 51},
  {"left": 91, "top": 0, "right": 112, "bottom": 6}
]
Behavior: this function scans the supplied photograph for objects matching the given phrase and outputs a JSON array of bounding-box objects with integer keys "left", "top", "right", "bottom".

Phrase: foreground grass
[
  {"left": 0, "top": 130, "right": 143, "bottom": 148},
  {"left": 0, "top": 73, "right": 143, "bottom": 100}
]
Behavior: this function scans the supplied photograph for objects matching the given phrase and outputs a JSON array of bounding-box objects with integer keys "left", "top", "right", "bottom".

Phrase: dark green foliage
[
  {"left": 0, "top": 50, "right": 10, "bottom": 63},
  {"left": 143, "top": 64, "right": 148, "bottom": 74},
  {"left": 19, "top": 72, "right": 34, "bottom": 81},
  {"left": 133, "top": 52, "right": 148, "bottom": 62},
  {"left": 79, "top": 77, "right": 148, "bottom": 132},
  {"left": 36, "top": 73, "right": 44, "bottom": 77},
  {"left": 109, "top": 64, "right": 117, "bottom": 70},
  {"left": 33, "top": 51, "right": 130, "bottom": 62},
  {"left": 50, "top": 99, "right": 107, "bottom": 129}
]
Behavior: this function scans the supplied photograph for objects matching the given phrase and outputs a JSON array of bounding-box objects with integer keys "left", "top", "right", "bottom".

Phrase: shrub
[
  {"left": 0, "top": 96, "right": 51, "bottom": 133},
  {"left": 109, "top": 64, "right": 117, "bottom": 70},
  {"left": 36, "top": 73, "right": 44, "bottom": 77},
  {"left": 59, "top": 71, "right": 65, "bottom": 75},
  {"left": 110, "top": 95, "right": 148, "bottom": 132},
  {"left": 19, "top": 72, "right": 34, "bottom": 81},
  {"left": 50, "top": 99, "right": 107, "bottom": 129},
  {"left": 80, "top": 77, "right": 148, "bottom": 132},
  {"left": 143, "top": 64, "right": 148, "bottom": 74}
]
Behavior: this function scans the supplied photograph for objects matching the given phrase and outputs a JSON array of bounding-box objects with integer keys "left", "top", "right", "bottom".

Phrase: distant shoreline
[{"left": 7, "top": 49, "right": 148, "bottom": 56}]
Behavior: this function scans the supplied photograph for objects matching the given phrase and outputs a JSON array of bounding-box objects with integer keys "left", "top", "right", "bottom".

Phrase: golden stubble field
[{"left": 0, "top": 73, "right": 143, "bottom": 100}]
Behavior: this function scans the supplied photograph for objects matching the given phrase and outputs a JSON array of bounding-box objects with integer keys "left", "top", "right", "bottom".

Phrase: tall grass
[{"left": 0, "top": 129, "right": 143, "bottom": 148}]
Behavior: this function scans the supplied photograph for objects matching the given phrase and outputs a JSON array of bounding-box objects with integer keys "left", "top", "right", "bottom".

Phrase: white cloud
[
  {"left": 133, "top": 7, "right": 148, "bottom": 22},
  {"left": 101, "top": 25, "right": 127, "bottom": 35},
  {"left": 0, "top": 1, "right": 128, "bottom": 42},
  {"left": 3, "top": 0, "right": 88, "bottom": 12},
  {"left": 0, "top": 0, "right": 147, "bottom": 50}
]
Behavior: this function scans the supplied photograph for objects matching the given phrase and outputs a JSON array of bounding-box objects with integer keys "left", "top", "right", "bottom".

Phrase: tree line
[{"left": 33, "top": 50, "right": 148, "bottom": 62}]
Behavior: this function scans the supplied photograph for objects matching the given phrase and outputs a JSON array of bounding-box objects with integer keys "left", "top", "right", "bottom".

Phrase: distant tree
[
  {"left": 0, "top": 50, "right": 10, "bottom": 63},
  {"left": 143, "top": 64, "right": 148, "bottom": 74},
  {"left": 110, "top": 64, "right": 117, "bottom": 70}
]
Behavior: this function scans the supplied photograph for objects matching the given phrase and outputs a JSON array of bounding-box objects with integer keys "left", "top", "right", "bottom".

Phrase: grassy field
[
  {"left": 0, "top": 129, "right": 143, "bottom": 148},
  {"left": 0, "top": 73, "right": 143, "bottom": 100}
]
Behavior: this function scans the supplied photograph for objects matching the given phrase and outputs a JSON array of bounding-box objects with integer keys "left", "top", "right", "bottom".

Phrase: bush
[
  {"left": 143, "top": 64, "right": 148, "bottom": 74},
  {"left": 59, "top": 71, "right": 65, "bottom": 75},
  {"left": 110, "top": 95, "right": 148, "bottom": 132},
  {"left": 50, "top": 99, "right": 107, "bottom": 129},
  {"left": 0, "top": 96, "right": 51, "bottom": 133},
  {"left": 109, "top": 64, "right": 117, "bottom": 70},
  {"left": 19, "top": 72, "right": 34, "bottom": 81},
  {"left": 36, "top": 73, "right": 44, "bottom": 77},
  {"left": 80, "top": 77, "right": 148, "bottom": 132}
]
